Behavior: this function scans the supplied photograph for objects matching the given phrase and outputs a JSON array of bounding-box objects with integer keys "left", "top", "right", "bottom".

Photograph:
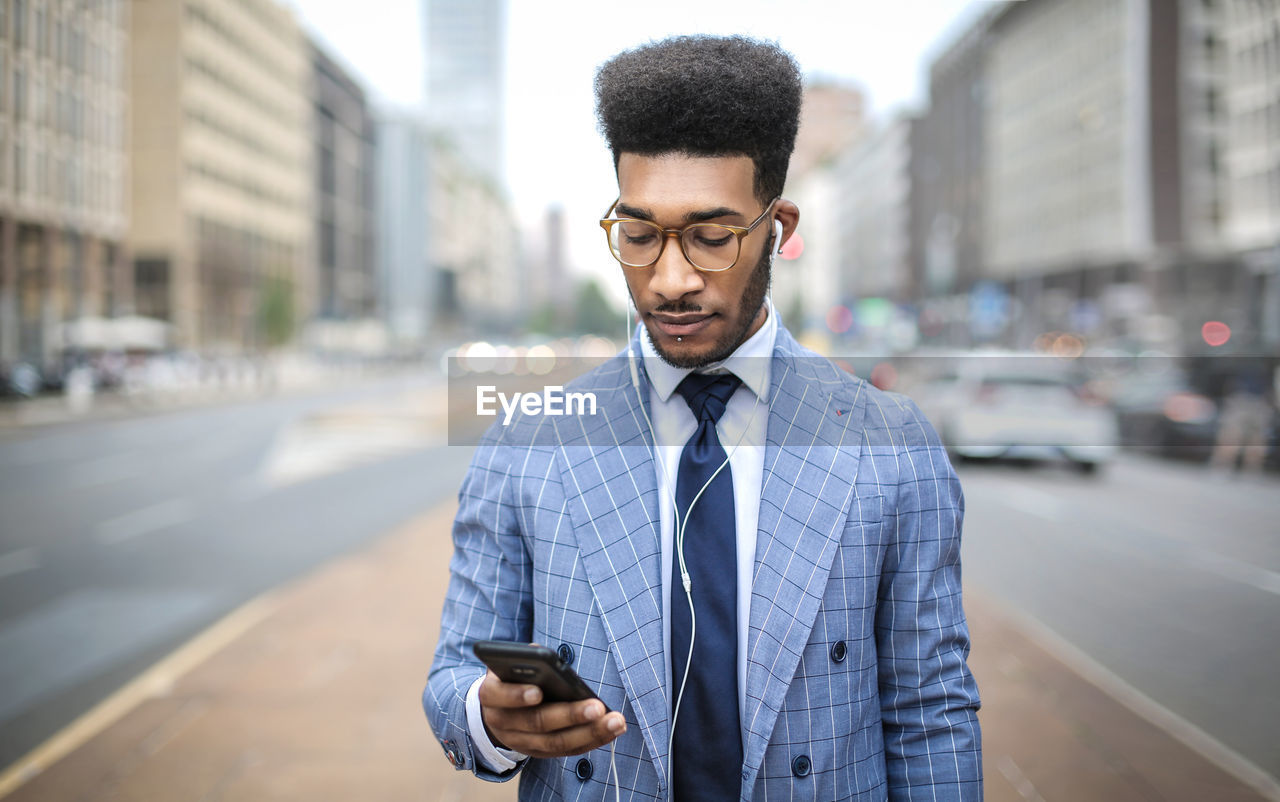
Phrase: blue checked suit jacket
[{"left": 425, "top": 326, "right": 982, "bottom": 801}]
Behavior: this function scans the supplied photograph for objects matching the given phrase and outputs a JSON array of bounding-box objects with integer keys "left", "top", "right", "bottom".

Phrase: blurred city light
[
  {"left": 1202, "top": 321, "right": 1232, "bottom": 347},
  {"left": 826, "top": 305, "right": 854, "bottom": 334},
  {"left": 780, "top": 232, "right": 805, "bottom": 260}
]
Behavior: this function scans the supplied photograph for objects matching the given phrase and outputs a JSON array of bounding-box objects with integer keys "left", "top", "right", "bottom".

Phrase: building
[
  {"left": 771, "top": 82, "right": 866, "bottom": 340},
  {"left": 960, "top": 0, "right": 1278, "bottom": 352},
  {"left": 790, "top": 82, "right": 866, "bottom": 179},
  {"left": 983, "top": 0, "right": 1161, "bottom": 286},
  {"left": 835, "top": 115, "right": 917, "bottom": 304},
  {"left": 374, "top": 108, "right": 433, "bottom": 348},
  {"left": 1219, "top": 0, "right": 1280, "bottom": 252},
  {"left": 311, "top": 42, "right": 376, "bottom": 327},
  {"left": 421, "top": 0, "right": 506, "bottom": 187},
  {"left": 129, "top": 0, "right": 312, "bottom": 352},
  {"left": 912, "top": 11, "right": 991, "bottom": 344},
  {"left": 426, "top": 134, "right": 518, "bottom": 334},
  {"left": 0, "top": 0, "right": 130, "bottom": 376},
  {"left": 1218, "top": 0, "right": 1280, "bottom": 349}
]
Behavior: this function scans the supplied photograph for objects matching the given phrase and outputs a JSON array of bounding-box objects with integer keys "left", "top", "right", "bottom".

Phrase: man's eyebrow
[{"left": 614, "top": 203, "right": 745, "bottom": 224}]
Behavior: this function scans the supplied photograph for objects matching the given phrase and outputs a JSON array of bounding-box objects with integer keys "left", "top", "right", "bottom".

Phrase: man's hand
[{"left": 478, "top": 670, "right": 626, "bottom": 758}]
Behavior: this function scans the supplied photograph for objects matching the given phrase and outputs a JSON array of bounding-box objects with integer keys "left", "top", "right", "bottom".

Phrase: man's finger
[
  {"left": 495, "top": 698, "right": 604, "bottom": 735},
  {"left": 477, "top": 669, "right": 542, "bottom": 708},
  {"left": 501, "top": 712, "right": 628, "bottom": 758}
]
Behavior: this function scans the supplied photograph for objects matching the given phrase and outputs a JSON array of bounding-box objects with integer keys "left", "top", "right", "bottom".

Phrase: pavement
[
  {"left": 0, "top": 361, "right": 413, "bottom": 432},
  {"left": 0, "top": 502, "right": 1275, "bottom": 802}
]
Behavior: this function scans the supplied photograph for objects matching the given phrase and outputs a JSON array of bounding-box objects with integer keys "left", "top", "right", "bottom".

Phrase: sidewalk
[
  {"left": 0, "top": 503, "right": 1274, "bottom": 802},
  {"left": 0, "top": 360, "right": 416, "bottom": 432}
]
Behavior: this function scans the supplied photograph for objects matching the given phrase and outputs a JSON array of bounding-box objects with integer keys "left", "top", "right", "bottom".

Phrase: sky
[{"left": 293, "top": 0, "right": 994, "bottom": 280}]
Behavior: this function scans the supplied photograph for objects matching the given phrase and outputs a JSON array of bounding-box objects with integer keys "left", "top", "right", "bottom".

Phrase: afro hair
[{"left": 594, "top": 35, "right": 803, "bottom": 203}]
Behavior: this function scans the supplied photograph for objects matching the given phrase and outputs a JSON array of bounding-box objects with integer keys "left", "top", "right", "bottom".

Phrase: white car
[{"left": 909, "top": 355, "right": 1119, "bottom": 473}]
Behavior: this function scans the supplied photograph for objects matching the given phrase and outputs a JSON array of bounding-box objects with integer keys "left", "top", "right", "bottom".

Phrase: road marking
[
  {"left": 0, "top": 590, "right": 282, "bottom": 799},
  {"left": 996, "top": 755, "right": 1046, "bottom": 802},
  {"left": 95, "top": 499, "right": 194, "bottom": 545},
  {"left": 0, "top": 548, "right": 39, "bottom": 580},
  {"left": 1191, "top": 549, "right": 1280, "bottom": 597},
  {"left": 977, "top": 478, "right": 1280, "bottom": 598},
  {"left": 993, "top": 599, "right": 1280, "bottom": 802},
  {"left": 258, "top": 391, "right": 443, "bottom": 488}
]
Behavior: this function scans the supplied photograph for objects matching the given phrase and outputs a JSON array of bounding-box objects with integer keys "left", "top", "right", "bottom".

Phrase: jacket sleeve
[
  {"left": 876, "top": 396, "right": 983, "bottom": 800},
  {"left": 422, "top": 432, "right": 535, "bottom": 782}
]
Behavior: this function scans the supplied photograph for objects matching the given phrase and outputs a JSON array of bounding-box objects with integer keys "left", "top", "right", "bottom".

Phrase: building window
[
  {"left": 13, "top": 66, "right": 23, "bottom": 120},
  {"left": 34, "top": 147, "right": 44, "bottom": 198},
  {"left": 68, "top": 24, "right": 82, "bottom": 73},
  {"left": 33, "top": 3, "right": 44, "bottom": 58},
  {"left": 12, "top": 0, "right": 23, "bottom": 49},
  {"left": 134, "top": 257, "right": 172, "bottom": 320}
]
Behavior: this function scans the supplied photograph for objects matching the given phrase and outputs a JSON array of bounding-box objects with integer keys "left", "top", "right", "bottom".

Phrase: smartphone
[{"left": 472, "top": 640, "right": 603, "bottom": 705}]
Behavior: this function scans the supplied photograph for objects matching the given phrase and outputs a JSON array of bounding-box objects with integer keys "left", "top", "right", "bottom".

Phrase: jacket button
[
  {"left": 575, "top": 757, "right": 593, "bottom": 781},
  {"left": 792, "top": 754, "right": 811, "bottom": 777},
  {"left": 558, "top": 643, "right": 575, "bottom": 666},
  {"left": 830, "top": 640, "right": 847, "bottom": 663}
]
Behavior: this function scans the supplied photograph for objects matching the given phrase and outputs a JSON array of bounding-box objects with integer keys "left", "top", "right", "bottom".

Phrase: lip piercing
[{"left": 676, "top": 337, "right": 683, "bottom": 342}]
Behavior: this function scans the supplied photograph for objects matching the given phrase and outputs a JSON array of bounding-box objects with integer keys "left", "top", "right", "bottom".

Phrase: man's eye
[
  {"left": 624, "top": 232, "right": 657, "bottom": 245},
  {"left": 694, "top": 232, "right": 733, "bottom": 248}
]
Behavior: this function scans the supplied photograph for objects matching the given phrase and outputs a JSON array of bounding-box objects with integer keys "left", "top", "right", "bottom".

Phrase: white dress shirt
[
  {"left": 639, "top": 298, "right": 774, "bottom": 731},
  {"left": 466, "top": 300, "right": 778, "bottom": 773}
]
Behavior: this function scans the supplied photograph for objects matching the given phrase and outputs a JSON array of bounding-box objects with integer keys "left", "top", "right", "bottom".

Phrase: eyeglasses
[{"left": 599, "top": 197, "right": 779, "bottom": 272}]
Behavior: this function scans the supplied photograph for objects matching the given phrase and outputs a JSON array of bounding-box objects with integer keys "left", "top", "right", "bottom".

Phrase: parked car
[
  {"left": 1108, "top": 368, "right": 1218, "bottom": 460},
  {"left": 908, "top": 354, "right": 1119, "bottom": 474}
]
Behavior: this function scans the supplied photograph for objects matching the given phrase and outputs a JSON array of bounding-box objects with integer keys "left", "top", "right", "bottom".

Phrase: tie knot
[{"left": 675, "top": 372, "right": 742, "bottom": 424}]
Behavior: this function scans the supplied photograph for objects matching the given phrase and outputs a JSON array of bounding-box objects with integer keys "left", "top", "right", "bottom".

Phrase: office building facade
[{"left": 0, "top": 0, "right": 129, "bottom": 373}]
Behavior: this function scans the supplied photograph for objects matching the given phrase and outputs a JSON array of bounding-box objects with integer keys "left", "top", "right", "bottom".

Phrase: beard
[{"left": 639, "top": 237, "right": 772, "bottom": 369}]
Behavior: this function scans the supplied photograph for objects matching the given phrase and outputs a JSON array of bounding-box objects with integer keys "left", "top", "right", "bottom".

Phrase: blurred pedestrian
[{"left": 1210, "top": 365, "right": 1274, "bottom": 473}]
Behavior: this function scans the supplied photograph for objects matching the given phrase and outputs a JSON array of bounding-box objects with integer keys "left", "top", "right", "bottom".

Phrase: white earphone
[
  {"left": 771, "top": 218, "right": 784, "bottom": 261},
  {"left": 624, "top": 311, "right": 766, "bottom": 779}
]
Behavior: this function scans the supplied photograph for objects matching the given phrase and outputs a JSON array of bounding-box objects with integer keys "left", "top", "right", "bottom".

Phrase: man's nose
[{"left": 649, "top": 231, "right": 704, "bottom": 301}]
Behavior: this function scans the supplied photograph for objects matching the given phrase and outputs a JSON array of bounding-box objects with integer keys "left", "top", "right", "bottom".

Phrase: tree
[
  {"left": 258, "top": 275, "right": 295, "bottom": 347},
  {"left": 573, "top": 279, "right": 622, "bottom": 336}
]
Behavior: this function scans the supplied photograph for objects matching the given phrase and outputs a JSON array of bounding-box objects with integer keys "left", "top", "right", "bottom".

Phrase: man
[{"left": 425, "top": 35, "right": 982, "bottom": 800}]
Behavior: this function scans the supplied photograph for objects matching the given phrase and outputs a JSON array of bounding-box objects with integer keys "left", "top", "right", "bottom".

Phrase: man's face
[{"left": 615, "top": 153, "right": 790, "bottom": 369}]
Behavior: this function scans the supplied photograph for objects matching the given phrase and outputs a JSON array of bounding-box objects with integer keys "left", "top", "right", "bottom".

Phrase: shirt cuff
[{"left": 465, "top": 674, "right": 527, "bottom": 773}]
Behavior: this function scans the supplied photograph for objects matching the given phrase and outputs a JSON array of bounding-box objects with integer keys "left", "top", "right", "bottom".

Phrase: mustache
[{"left": 651, "top": 301, "right": 704, "bottom": 314}]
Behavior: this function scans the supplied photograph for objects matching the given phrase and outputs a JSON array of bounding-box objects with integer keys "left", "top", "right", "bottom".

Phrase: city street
[
  {"left": 0, "top": 379, "right": 1277, "bottom": 795},
  {"left": 960, "top": 455, "right": 1280, "bottom": 783},
  {"left": 0, "top": 374, "right": 469, "bottom": 767}
]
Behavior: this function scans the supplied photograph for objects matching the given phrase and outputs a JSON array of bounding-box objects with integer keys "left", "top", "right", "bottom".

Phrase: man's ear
[{"left": 773, "top": 199, "right": 800, "bottom": 256}]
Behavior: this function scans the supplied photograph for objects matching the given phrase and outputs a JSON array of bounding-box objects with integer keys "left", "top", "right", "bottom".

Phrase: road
[
  {"left": 959, "top": 455, "right": 1280, "bottom": 784},
  {"left": 0, "top": 379, "right": 1276, "bottom": 786},
  {"left": 0, "top": 374, "right": 471, "bottom": 767}
]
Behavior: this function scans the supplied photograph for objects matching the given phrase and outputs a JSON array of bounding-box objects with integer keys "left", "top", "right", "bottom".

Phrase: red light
[
  {"left": 870, "top": 362, "right": 898, "bottom": 391},
  {"left": 1164, "top": 393, "right": 1215, "bottom": 423},
  {"left": 780, "top": 232, "right": 805, "bottom": 260},
  {"left": 1202, "top": 321, "right": 1231, "bottom": 347},
  {"left": 826, "top": 305, "right": 853, "bottom": 334}
]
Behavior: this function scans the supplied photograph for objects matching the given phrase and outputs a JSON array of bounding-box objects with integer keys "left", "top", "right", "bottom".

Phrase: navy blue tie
[{"left": 671, "top": 371, "right": 743, "bottom": 801}]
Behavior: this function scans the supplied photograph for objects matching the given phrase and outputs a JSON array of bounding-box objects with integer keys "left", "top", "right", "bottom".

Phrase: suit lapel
[
  {"left": 557, "top": 353, "right": 671, "bottom": 791},
  {"left": 741, "top": 331, "right": 867, "bottom": 784}
]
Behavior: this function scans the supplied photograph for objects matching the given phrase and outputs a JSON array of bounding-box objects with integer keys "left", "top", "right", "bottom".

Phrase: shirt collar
[{"left": 638, "top": 296, "right": 777, "bottom": 403}]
